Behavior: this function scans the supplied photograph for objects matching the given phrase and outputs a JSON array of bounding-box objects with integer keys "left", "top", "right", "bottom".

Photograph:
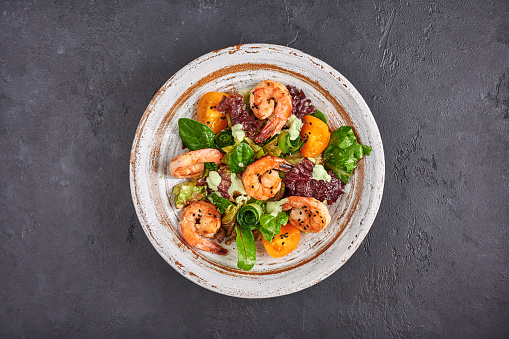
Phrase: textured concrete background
[{"left": 1, "top": 0, "right": 508, "bottom": 337}]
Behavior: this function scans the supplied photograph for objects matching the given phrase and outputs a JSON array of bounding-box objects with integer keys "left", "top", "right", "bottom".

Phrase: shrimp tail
[
  {"left": 282, "top": 196, "right": 302, "bottom": 210},
  {"left": 254, "top": 117, "right": 286, "bottom": 143},
  {"left": 182, "top": 226, "right": 228, "bottom": 255},
  {"left": 278, "top": 162, "right": 293, "bottom": 171},
  {"left": 194, "top": 240, "right": 228, "bottom": 255}
]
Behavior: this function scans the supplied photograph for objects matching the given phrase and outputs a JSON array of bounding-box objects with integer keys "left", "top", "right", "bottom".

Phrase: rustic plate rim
[{"left": 130, "top": 43, "right": 385, "bottom": 298}]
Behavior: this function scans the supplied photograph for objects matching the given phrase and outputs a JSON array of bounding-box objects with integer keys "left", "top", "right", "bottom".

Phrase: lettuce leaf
[
  {"left": 208, "top": 192, "right": 232, "bottom": 214},
  {"left": 259, "top": 212, "right": 289, "bottom": 242},
  {"left": 204, "top": 162, "right": 219, "bottom": 171},
  {"left": 222, "top": 195, "right": 249, "bottom": 225},
  {"left": 284, "top": 152, "right": 305, "bottom": 165},
  {"left": 172, "top": 179, "right": 207, "bottom": 209},
  {"left": 324, "top": 126, "right": 372, "bottom": 184},
  {"left": 261, "top": 137, "right": 282, "bottom": 157},
  {"left": 244, "top": 137, "right": 265, "bottom": 159}
]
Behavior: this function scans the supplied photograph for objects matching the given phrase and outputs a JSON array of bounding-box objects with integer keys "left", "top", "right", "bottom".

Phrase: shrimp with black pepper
[
  {"left": 241, "top": 156, "right": 292, "bottom": 200},
  {"left": 282, "top": 196, "right": 331, "bottom": 233},
  {"left": 181, "top": 201, "right": 227, "bottom": 255},
  {"left": 250, "top": 80, "right": 293, "bottom": 143}
]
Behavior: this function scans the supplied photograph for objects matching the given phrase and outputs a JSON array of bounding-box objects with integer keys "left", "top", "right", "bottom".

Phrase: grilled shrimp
[
  {"left": 282, "top": 196, "right": 331, "bottom": 233},
  {"left": 181, "top": 201, "right": 227, "bottom": 255},
  {"left": 241, "top": 156, "right": 292, "bottom": 200},
  {"left": 169, "top": 148, "right": 223, "bottom": 179},
  {"left": 250, "top": 80, "right": 293, "bottom": 143}
]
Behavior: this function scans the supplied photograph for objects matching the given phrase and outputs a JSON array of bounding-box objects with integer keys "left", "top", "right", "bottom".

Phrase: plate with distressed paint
[{"left": 130, "top": 44, "right": 384, "bottom": 298}]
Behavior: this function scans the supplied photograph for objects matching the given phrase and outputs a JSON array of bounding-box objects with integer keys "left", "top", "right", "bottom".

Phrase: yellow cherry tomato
[
  {"left": 197, "top": 92, "right": 230, "bottom": 133},
  {"left": 300, "top": 115, "right": 331, "bottom": 157},
  {"left": 262, "top": 224, "right": 301, "bottom": 258}
]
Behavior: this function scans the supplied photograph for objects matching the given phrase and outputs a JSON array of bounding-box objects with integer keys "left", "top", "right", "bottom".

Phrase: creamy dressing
[
  {"left": 206, "top": 171, "right": 222, "bottom": 191},
  {"left": 232, "top": 124, "right": 245, "bottom": 142},
  {"left": 266, "top": 198, "right": 288, "bottom": 217},
  {"left": 286, "top": 115, "right": 303, "bottom": 140},
  {"left": 311, "top": 164, "right": 332, "bottom": 182},
  {"left": 228, "top": 172, "right": 246, "bottom": 196}
]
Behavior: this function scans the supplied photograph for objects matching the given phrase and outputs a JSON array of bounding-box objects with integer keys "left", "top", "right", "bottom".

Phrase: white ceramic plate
[{"left": 130, "top": 44, "right": 384, "bottom": 298}]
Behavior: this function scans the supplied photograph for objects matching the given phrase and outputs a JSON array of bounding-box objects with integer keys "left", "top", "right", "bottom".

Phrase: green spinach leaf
[
  {"left": 229, "top": 142, "right": 255, "bottom": 173},
  {"left": 178, "top": 118, "right": 215, "bottom": 150},
  {"left": 310, "top": 109, "right": 328, "bottom": 124},
  {"left": 235, "top": 224, "right": 256, "bottom": 271}
]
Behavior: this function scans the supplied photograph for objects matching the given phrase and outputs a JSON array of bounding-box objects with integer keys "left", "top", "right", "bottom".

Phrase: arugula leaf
[
  {"left": 208, "top": 192, "right": 232, "bottom": 214},
  {"left": 235, "top": 224, "right": 256, "bottom": 271},
  {"left": 229, "top": 142, "right": 255, "bottom": 173},
  {"left": 259, "top": 212, "right": 289, "bottom": 242},
  {"left": 172, "top": 179, "right": 207, "bottom": 209},
  {"left": 178, "top": 118, "right": 215, "bottom": 150},
  {"left": 324, "top": 126, "right": 372, "bottom": 184},
  {"left": 310, "top": 109, "right": 328, "bottom": 124}
]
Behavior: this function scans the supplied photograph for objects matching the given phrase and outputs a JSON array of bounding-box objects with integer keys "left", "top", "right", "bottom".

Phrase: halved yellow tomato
[
  {"left": 262, "top": 224, "right": 301, "bottom": 258},
  {"left": 300, "top": 115, "right": 331, "bottom": 157},
  {"left": 197, "top": 92, "right": 230, "bottom": 133}
]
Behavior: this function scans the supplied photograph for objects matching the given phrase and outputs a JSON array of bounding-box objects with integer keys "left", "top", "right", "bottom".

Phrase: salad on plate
[{"left": 169, "top": 80, "right": 371, "bottom": 270}]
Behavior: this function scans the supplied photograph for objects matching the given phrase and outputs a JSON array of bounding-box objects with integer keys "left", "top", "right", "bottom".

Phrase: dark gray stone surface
[{"left": 1, "top": 0, "right": 508, "bottom": 337}]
